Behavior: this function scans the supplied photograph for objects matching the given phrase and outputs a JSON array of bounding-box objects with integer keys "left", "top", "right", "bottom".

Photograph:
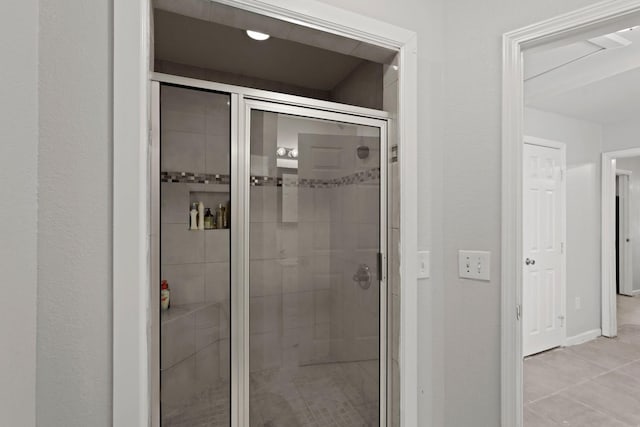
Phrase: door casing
[
  {"left": 616, "top": 170, "right": 633, "bottom": 297},
  {"left": 602, "top": 147, "right": 640, "bottom": 338},
  {"left": 113, "top": 1, "right": 419, "bottom": 426},
  {"left": 501, "top": 2, "right": 640, "bottom": 426}
]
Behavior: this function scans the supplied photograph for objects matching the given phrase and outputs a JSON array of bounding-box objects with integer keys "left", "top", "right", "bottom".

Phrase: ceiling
[
  {"left": 154, "top": 10, "right": 370, "bottom": 91},
  {"left": 153, "top": 0, "right": 397, "bottom": 93},
  {"left": 525, "top": 26, "right": 640, "bottom": 125},
  {"left": 527, "top": 67, "right": 640, "bottom": 125}
]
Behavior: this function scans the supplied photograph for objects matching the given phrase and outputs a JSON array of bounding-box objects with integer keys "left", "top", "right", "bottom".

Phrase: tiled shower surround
[
  {"left": 159, "top": 84, "right": 401, "bottom": 426},
  {"left": 248, "top": 110, "right": 381, "bottom": 425},
  {"left": 160, "top": 85, "right": 232, "bottom": 425}
]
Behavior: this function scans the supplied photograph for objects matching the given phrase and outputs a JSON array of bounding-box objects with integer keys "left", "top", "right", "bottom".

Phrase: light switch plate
[
  {"left": 417, "top": 251, "right": 430, "bottom": 279},
  {"left": 458, "top": 250, "right": 491, "bottom": 281}
]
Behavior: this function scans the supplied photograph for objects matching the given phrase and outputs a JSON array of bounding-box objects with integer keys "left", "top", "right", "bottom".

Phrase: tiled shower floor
[{"left": 162, "top": 361, "right": 379, "bottom": 427}]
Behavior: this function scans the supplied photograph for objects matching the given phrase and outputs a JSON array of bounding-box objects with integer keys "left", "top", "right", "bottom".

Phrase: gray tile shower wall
[
  {"left": 161, "top": 85, "right": 230, "bottom": 175},
  {"left": 159, "top": 85, "right": 232, "bottom": 419}
]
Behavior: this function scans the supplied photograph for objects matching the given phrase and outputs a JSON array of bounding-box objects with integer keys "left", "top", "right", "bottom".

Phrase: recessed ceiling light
[{"left": 246, "top": 30, "right": 270, "bottom": 41}]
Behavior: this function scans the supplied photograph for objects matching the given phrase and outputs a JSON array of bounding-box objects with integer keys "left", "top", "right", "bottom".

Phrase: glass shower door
[
  {"left": 246, "top": 103, "right": 386, "bottom": 426},
  {"left": 158, "top": 84, "right": 232, "bottom": 426}
]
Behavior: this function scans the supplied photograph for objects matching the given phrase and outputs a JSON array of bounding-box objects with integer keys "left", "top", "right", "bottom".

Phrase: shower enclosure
[{"left": 151, "top": 75, "right": 388, "bottom": 426}]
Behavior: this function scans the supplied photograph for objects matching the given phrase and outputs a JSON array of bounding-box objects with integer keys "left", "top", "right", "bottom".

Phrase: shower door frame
[{"left": 151, "top": 72, "right": 389, "bottom": 426}]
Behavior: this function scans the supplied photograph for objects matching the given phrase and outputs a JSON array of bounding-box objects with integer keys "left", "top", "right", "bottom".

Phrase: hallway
[{"left": 524, "top": 296, "right": 640, "bottom": 426}]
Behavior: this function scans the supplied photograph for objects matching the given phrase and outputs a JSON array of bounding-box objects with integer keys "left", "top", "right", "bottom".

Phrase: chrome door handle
[{"left": 525, "top": 258, "right": 536, "bottom": 266}]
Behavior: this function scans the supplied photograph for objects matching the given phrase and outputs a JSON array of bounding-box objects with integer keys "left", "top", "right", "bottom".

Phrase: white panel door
[{"left": 523, "top": 142, "right": 565, "bottom": 356}]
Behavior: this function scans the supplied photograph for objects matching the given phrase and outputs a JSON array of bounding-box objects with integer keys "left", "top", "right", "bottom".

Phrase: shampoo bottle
[
  {"left": 198, "top": 201, "right": 205, "bottom": 230},
  {"left": 216, "top": 203, "right": 225, "bottom": 229},
  {"left": 190, "top": 203, "right": 198, "bottom": 230}
]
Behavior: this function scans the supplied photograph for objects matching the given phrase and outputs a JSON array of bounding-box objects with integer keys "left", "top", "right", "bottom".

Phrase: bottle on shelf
[
  {"left": 204, "top": 208, "right": 215, "bottom": 230},
  {"left": 216, "top": 203, "right": 226, "bottom": 229},
  {"left": 189, "top": 202, "right": 198, "bottom": 230},
  {"left": 198, "top": 201, "right": 205, "bottom": 230},
  {"left": 161, "top": 280, "right": 170, "bottom": 310}
]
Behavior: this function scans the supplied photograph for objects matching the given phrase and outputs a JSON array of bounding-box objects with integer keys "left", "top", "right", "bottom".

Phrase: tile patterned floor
[
  {"left": 524, "top": 295, "right": 640, "bottom": 426},
  {"left": 163, "top": 360, "right": 379, "bottom": 427}
]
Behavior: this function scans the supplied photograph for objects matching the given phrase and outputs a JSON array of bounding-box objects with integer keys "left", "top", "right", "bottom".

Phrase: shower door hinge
[{"left": 516, "top": 304, "right": 522, "bottom": 320}]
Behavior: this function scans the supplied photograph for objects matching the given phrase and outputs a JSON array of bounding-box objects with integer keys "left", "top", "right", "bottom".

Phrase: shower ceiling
[{"left": 154, "top": 9, "right": 391, "bottom": 91}]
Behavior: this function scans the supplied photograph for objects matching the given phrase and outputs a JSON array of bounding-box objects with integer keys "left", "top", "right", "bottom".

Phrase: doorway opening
[
  {"left": 150, "top": 1, "right": 401, "bottom": 426},
  {"left": 113, "top": 1, "right": 419, "bottom": 425},
  {"left": 502, "top": 2, "right": 640, "bottom": 426}
]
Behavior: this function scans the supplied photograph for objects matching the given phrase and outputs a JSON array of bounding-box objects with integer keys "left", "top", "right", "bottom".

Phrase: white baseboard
[
  {"left": 632, "top": 289, "right": 640, "bottom": 297},
  {"left": 565, "top": 328, "right": 601, "bottom": 347}
]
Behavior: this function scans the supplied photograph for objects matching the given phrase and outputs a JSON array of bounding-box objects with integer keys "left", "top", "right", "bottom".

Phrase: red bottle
[{"left": 161, "top": 280, "right": 170, "bottom": 310}]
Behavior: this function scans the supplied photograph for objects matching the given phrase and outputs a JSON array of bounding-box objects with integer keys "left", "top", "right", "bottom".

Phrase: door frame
[
  {"left": 501, "top": 1, "right": 640, "bottom": 426},
  {"left": 522, "top": 136, "right": 567, "bottom": 357},
  {"left": 616, "top": 169, "right": 633, "bottom": 297},
  {"left": 113, "top": 1, "right": 419, "bottom": 425},
  {"left": 602, "top": 148, "right": 640, "bottom": 337},
  {"left": 241, "top": 98, "right": 388, "bottom": 426},
  {"left": 150, "top": 77, "right": 389, "bottom": 425}
]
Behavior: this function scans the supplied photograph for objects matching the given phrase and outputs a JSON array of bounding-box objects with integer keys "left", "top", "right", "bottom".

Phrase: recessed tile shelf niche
[{"left": 161, "top": 180, "right": 230, "bottom": 230}]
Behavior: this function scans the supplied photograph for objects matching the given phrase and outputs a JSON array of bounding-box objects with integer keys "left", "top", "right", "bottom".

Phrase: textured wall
[
  {"left": 37, "top": 0, "right": 113, "bottom": 425},
  {"left": 439, "top": 2, "right": 602, "bottom": 424},
  {"left": 0, "top": 1, "right": 38, "bottom": 425}
]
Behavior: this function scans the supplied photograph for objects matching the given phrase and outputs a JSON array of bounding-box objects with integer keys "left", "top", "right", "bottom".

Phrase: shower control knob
[{"left": 353, "top": 264, "right": 372, "bottom": 290}]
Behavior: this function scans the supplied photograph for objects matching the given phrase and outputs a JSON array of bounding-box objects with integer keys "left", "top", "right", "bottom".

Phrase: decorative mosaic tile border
[
  {"left": 250, "top": 167, "right": 380, "bottom": 188},
  {"left": 391, "top": 145, "right": 398, "bottom": 163},
  {"left": 161, "top": 172, "right": 230, "bottom": 184},
  {"left": 162, "top": 168, "right": 380, "bottom": 188}
]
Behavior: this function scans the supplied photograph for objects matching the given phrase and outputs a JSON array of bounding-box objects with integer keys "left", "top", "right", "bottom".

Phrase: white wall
[
  {"left": 613, "top": 156, "right": 640, "bottom": 293},
  {"left": 603, "top": 119, "right": 640, "bottom": 152},
  {"left": 36, "top": 0, "right": 113, "bottom": 425},
  {"left": 0, "top": 1, "right": 38, "bottom": 425},
  {"left": 440, "top": 2, "right": 602, "bottom": 424},
  {"left": 525, "top": 108, "right": 603, "bottom": 338}
]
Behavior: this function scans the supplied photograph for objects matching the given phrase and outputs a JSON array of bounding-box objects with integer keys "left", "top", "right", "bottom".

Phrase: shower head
[{"left": 356, "top": 145, "right": 370, "bottom": 159}]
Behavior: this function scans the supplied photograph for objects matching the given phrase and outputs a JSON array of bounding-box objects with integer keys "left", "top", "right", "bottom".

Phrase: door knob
[{"left": 525, "top": 258, "right": 536, "bottom": 266}]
